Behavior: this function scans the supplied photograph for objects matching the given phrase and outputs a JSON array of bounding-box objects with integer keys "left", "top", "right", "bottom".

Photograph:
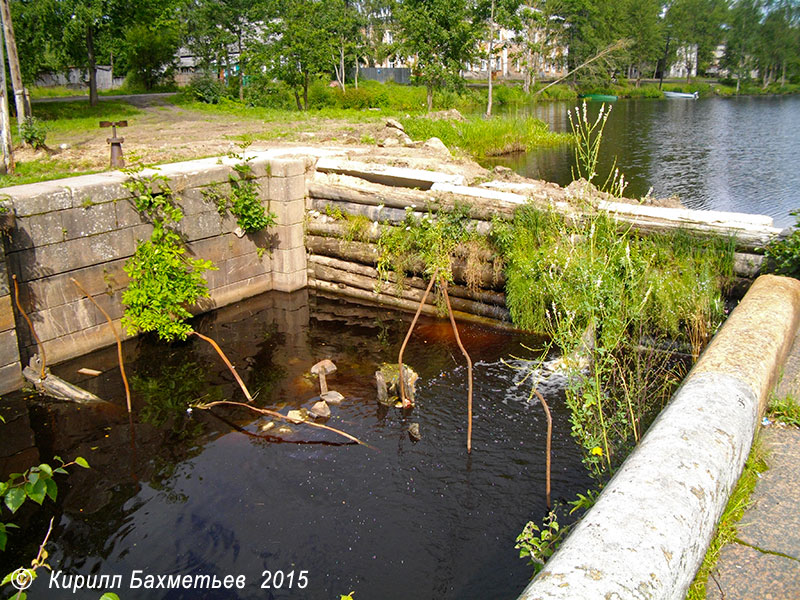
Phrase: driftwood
[{"left": 22, "top": 355, "right": 107, "bottom": 405}]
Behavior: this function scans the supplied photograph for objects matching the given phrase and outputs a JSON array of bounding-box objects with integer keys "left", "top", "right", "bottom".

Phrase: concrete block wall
[
  {"left": 0, "top": 153, "right": 309, "bottom": 394},
  {"left": 0, "top": 200, "right": 22, "bottom": 393}
]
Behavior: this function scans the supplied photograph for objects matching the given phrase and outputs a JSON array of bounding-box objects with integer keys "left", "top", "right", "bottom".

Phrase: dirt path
[{"left": 23, "top": 95, "right": 467, "bottom": 177}]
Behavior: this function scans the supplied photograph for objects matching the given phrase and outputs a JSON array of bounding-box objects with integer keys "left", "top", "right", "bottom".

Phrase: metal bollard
[{"left": 99, "top": 120, "right": 128, "bottom": 168}]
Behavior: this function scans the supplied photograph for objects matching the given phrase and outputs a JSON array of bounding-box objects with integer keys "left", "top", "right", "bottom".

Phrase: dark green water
[{"left": 490, "top": 95, "right": 800, "bottom": 228}]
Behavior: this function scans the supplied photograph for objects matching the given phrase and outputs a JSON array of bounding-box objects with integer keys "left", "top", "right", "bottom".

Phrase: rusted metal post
[{"left": 100, "top": 120, "right": 127, "bottom": 168}]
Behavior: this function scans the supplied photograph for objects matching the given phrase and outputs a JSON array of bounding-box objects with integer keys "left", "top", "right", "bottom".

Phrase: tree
[
  {"left": 396, "top": 0, "right": 483, "bottom": 111},
  {"left": 666, "top": 0, "right": 729, "bottom": 82},
  {"left": 512, "top": 1, "right": 567, "bottom": 93},
  {"left": 622, "top": 0, "right": 663, "bottom": 85},
  {"left": 261, "top": 0, "right": 338, "bottom": 110},
  {"left": 723, "top": 0, "right": 762, "bottom": 91},
  {"left": 183, "top": 0, "right": 269, "bottom": 101}
]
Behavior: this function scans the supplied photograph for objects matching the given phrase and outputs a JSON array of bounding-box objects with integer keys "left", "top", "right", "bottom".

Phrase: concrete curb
[{"left": 518, "top": 274, "right": 800, "bottom": 600}]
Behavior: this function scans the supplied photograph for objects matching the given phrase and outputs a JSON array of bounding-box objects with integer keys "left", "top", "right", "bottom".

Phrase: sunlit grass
[
  {"left": 27, "top": 100, "right": 142, "bottom": 134},
  {"left": 402, "top": 115, "right": 572, "bottom": 158},
  {"left": 0, "top": 159, "right": 100, "bottom": 188}
]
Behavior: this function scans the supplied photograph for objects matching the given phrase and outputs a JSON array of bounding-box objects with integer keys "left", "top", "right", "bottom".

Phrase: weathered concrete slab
[{"left": 316, "top": 158, "right": 464, "bottom": 189}]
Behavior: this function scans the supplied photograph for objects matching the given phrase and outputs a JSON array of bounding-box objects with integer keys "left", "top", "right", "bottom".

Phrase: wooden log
[
  {"left": 308, "top": 254, "right": 506, "bottom": 306},
  {"left": 309, "top": 177, "right": 516, "bottom": 221},
  {"left": 305, "top": 235, "right": 505, "bottom": 289},
  {"left": 307, "top": 278, "right": 518, "bottom": 330},
  {"left": 309, "top": 262, "right": 511, "bottom": 322}
]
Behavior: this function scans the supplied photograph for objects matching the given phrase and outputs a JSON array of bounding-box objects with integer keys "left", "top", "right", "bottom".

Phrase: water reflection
[
  {"left": 493, "top": 96, "right": 800, "bottom": 227},
  {"left": 0, "top": 290, "right": 591, "bottom": 600}
]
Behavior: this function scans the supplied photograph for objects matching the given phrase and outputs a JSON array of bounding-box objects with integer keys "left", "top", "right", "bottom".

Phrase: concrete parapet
[{"left": 518, "top": 274, "right": 800, "bottom": 600}]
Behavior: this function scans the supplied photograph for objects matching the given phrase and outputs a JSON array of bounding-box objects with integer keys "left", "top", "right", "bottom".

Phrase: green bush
[
  {"left": 20, "top": 116, "right": 47, "bottom": 149},
  {"left": 189, "top": 75, "right": 226, "bottom": 104},
  {"left": 765, "top": 210, "right": 800, "bottom": 278}
]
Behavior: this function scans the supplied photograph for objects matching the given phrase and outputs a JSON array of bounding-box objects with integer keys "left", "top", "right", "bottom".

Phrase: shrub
[
  {"left": 21, "top": 116, "right": 47, "bottom": 149},
  {"left": 189, "top": 75, "right": 225, "bottom": 104}
]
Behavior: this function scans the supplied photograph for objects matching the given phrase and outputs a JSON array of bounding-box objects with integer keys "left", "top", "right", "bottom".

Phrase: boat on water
[
  {"left": 579, "top": 93, "right": 618, "bottom": 102},
  {"left": 663, "top": 91, "right": 699, "bottom": 99}
]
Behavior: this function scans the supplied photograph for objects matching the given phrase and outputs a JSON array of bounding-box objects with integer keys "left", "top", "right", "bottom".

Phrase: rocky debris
[
  {"left": 310, "top": 400, "right": 331, "bottom": 418},
  {"left": 310, "top": 359, "right": 337, "bottom": 395},
  {"left": 423, "top": 137, "right": 451, "bottom": 157},
  {"left": 424, "top": 108, "right": 466, "bottom": 122},
  {"left": 259, "top": 421, "right": 276, "bottom": 432},
  {"left": 321, "top": 390, "right": 345, "bottom": 404},
  {"left": 375, "top": 362, "right": 419, "bottom": 407},
  {"left": 275, "top": 424, "right": 294, "bottom": 435},
  {"left": 385, "top": 118, "right": 405, "bottom": 132},
  {"left": 286, "top": 408, "right": 309, "bottom": 423},
  {"left": 379, "top": 137, "right": 400, "bottom": 148},
  {"left": 408, "top": 423, "right": 421, "bottom": 442}
]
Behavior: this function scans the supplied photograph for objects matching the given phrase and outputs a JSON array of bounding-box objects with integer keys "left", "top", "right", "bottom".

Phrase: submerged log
[
  {"left": 307, "top": 279, "right": 518, "bottom": 330},
  {"left": 22, "top": 355, "right": 107, "bottom": 405}
]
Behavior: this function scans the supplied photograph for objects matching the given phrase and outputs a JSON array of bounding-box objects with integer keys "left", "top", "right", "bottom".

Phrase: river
[{"left": 491, "top": 95, "right": 800, "bottom": 228}]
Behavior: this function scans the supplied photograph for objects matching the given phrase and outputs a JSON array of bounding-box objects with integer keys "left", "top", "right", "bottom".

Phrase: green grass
[
  {"left": 0, "top": 159, "right": 100, "bottom": 188},
  {"left": 686, "top": 435, "right": 768, "bottom": 599},
  {"left": 29, "top": 85, "right": 88, "bottom": 98},
  {"left": 402, "top": 115, "right": 571, "bottom": 158},
  {"left": 27, "top": 100, "right": 142, "bottom": 134},
  {"left": 769, "top": 393, "right": 800, "bottom": 427}
]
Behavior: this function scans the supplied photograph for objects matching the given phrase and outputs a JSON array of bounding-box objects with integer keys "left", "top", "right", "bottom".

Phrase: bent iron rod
[
  {"left": 398, "top": 269, "right": 438, "bottom": 407},
  {"left": 441, "top": 279, "right": 474, "bottom": 454}
]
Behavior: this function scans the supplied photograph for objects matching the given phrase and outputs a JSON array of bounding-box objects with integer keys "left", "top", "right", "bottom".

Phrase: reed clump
[{"left": 493, "top": 208, "right": 735, "bottom": 475}]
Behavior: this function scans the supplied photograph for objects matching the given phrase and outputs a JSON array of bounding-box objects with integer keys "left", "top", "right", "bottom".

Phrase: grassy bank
[{"left": 402, "top": 114, "right": 570, "bottom": 157}]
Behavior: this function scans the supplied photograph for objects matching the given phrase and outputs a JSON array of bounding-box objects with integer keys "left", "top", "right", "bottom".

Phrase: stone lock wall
[{"left": 0, "top": 153, "right": 310, "bottom": 394}]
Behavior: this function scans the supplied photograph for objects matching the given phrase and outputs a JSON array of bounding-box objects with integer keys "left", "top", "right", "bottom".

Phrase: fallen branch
[
  {"left": 534, "top": 39, "right": 632, "bottom": 98},
  {"left": 189, "top": 331, "right": 255, "bottom": 402},
  {"left": 71, "top": 278, "right": 131, "bottom": 414},
  {"left": 195, "top": 400, "right": 373, "bottom": 449}
]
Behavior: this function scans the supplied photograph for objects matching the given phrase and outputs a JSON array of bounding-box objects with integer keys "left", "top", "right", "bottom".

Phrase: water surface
[
  {"left": 491, "top": 96, "right": 800, "bottom": 227},
  {"left": 0, "top": 290, "right": 590, "bottom": 599}
]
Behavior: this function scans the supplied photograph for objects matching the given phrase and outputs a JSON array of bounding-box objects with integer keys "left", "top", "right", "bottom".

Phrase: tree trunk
[
  {"left": 87, "top": 25, "right": 99, "bottom": 107},
  {"left": 0, "top": 0, "right": 29, "bottom": 130},
  {"left": 0, "top": 28, "right": 14, "bottom": 174},
  {"left": 486, "top": 0, "right": 495, "bottom": 118},
  {"left": 426, "top": 83, "right": 433, "bottom": 112},
  {"left": 355, "top": 55, "right": 359, "bottom": 89},
  {"left": 238, "top": 33, "right": 244, "bottom": 102},
  {"left": 339, "top": 43, "right": 346, "bottom": 91},
  {"left": 781, "top": 61, "right": 786, "bottom": 87},
  {"left": 303, "top": 72, "right": 309, "bottom": 110},
  {"left": 294, "top": 88, "right": 303, "bottom": 111}
]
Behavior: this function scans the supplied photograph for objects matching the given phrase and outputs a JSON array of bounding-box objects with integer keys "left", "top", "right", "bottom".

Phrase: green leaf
[
  {"left": 4, "top": 488, "right": 25, "bottom": 513},
  {"left": 53, "top": 468, "right": 68, "bottom": 475},
  {"left": 75, "top": 457, "right": 90, "bottom": 469},
  {"left": 0, "top": 529, "right": 5, "bottom": 551},
  {"left": 44, "top": 478, "right": 57, "bottom": 502},
  {"left": 1, "top": 571, "right": 13, "bottom": 586},
  {"left": 0, "top": 481, "right": 7, "bottom": 496},
  {"left": 27, "top": 472, "right": 39, "bottom": 485},
  {"left": 100, "top": 594, "right": 120, "bottom": 600},
  {"left": 26, "top": 479, "right": 47, "bottom": 505},
  {"left": 37, "top": 464, "right": 53, "bottom": 478}
]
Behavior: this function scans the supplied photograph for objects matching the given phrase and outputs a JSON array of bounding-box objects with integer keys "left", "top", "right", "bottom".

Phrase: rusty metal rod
[
  {"left": 398, "top": 269, "right": 438, "bottom": 407},
  {"left": 533, "top": 387, "right": 553, "bottom": 510},
  {"left": 441, "top": 278, "right": 474, "bottom": 454},
  {"left": 190, "top": 331, "right": 254, "bottom": 403},
  {"left": 71, "top": 277, "right": 131, "bottom": 414},
  {"left": 12, "top": 274, "right": 45, "bottom": 379}
]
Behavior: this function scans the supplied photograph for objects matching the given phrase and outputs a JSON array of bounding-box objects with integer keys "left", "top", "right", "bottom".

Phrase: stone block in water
[{"left": 375, "top": 363, "right": 419, "bottom": 407}]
